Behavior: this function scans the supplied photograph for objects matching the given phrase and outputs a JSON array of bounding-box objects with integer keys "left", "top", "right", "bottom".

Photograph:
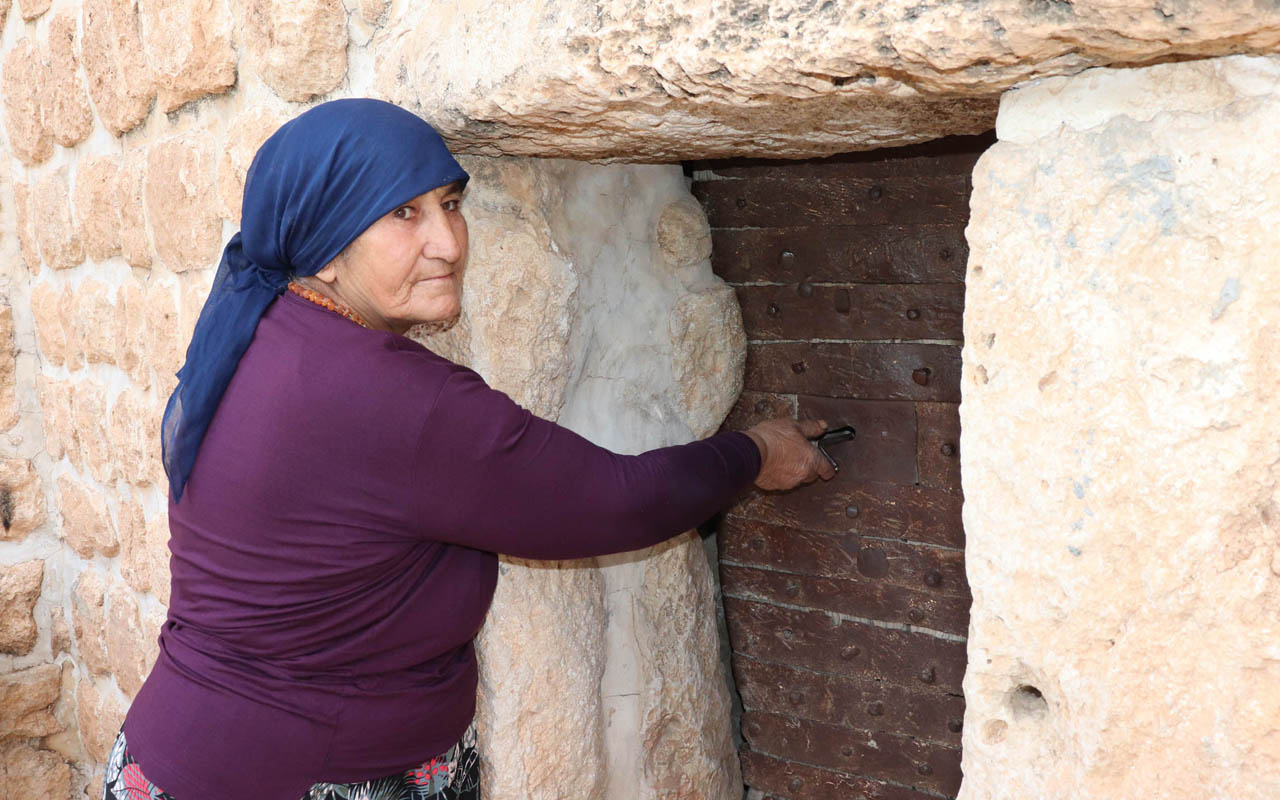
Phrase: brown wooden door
[{"left": 692, "top": 133, "right": 992, "bottom": 800}]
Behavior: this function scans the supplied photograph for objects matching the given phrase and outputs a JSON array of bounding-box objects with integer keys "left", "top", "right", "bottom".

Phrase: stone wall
[
  {"left": 960, "top": 54, "right": 1280, "bottom": 800},
  {"left": 0, "top": 2, "right": 743, "bottom": 797}
]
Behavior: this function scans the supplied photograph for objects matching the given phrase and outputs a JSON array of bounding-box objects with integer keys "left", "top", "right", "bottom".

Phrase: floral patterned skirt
[{"left": 102, "top": 723, "right": 480, "bottom": 800}]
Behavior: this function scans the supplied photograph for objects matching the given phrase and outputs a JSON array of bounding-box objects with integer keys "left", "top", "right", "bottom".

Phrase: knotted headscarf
[{"left": 162, "top": 98, "right": 470, "bottom": 501}]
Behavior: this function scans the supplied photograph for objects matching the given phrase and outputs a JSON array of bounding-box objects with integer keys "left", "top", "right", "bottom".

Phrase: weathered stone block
[
  {"left": 11, "top": 182, "right": 41, "bottom": 270},
  {"left": 17, "top": 0, "right": 49, "bottom": 21},
  {"left": 239, "top": 0, "right": 348, "bottom": 102},
  {"left": 72, "top": 570, "right": 109, "bottom": 678},
  {"left": 217, "top": 107, "right": 284, "bottom": 223},
  {"left": 74, "top": 676, "right": 124, "bottom": 764},
  {"left": 145, "top": 512, "right": 170, "bottom": 606},
  {"left": 46, "top": 12, "right": 94, "bottom": 148},
  {"left": 74, "top": 156, "right": 123, "bottom": 262},
  {"left": 378, "top": 0, "right": 1280, "bottom": 160},
  {"left": 0, "top": 560, "right": 44, "bottom": 655},
  {"left": 358, "top": 0, "right": 387, "bottom": 26},
  {"left": 669, "top": 285, "right": 745, "bottom": 439},
  {"left": 145, "top": 133, "right": 222, "bottom": 272},
  {"left": 1, "top": 38, "right": 52, "bottom": 166},
  {"left": 36, "top": 376, "right": 75, "bottom": 464},
  {"left": 50, "top": 608, "right": 70, "bottom": 657},
  {"left": 109, "top": 389, "right": 157, "bottom": 488},
  {"left": 960, "top": 54, "right": 1280, "bottom": 800},
  {"left": 113, "top": 280, "right": 150, "bottom": 387},
  {"left": 58, "top": 285, "right": 85, "bottom": 370},
  {"left": 0, "top": 305, "right": 17, "bottom": 432},
  {"left": 0, "top": 739, "right": 72, "bottom": 798},
  {"left": 0, "top": 663, "right": 62, "bottom": 738},
  {"left": 73, "top": 382, "right": 117, "bottom": 486},
  {"left": 0, "top": 459, "right": 46, "bottom": 541},
  {"left": 31, "top": 167, "right": 85, "bottom": 270},
  {"left": 138, "top": 0, "right": 236, "bottom": 112},
  {"left": 118, "top": 147, "right": 152, "bottom": 268},
  {"left": 30, "top": 283, "right": 65, "bottom": 368},
  {"left": 59, "top": 474, "right": 116, "bottom": 559},
  {"left": 105, "top": 584, "right": 147, "bottom": 698},
  {"left": 75, "top": 280, "right": 117, "bottom": 366},
  {"left": 144, "top": 280, "right": 182, "bottom": 391},
  {"left": 81, "top": 0, "right": 155, "bottom": 136}
]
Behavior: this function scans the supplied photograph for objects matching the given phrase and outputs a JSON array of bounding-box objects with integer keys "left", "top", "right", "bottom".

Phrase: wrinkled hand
[{"left": 742, "top": 418, "right": 836, "bottom": 491}]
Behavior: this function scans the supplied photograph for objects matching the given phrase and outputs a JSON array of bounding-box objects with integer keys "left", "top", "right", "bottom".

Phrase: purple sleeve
[{"left": 412, "top": 367, "right": 761, "bottom": 559}]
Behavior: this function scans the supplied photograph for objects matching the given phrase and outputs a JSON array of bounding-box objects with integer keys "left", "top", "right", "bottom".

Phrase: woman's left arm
[{"left": 411, "top": 366, "right": 761, "bottom": 559}]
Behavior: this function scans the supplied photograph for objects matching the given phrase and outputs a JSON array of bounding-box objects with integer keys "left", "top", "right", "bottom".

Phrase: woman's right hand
[{"left": 742, "top": 418, "right": 836, "bottom": 491}]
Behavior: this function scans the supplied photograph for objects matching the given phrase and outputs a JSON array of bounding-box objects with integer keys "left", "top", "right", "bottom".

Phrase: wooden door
[{"left": 692, "top": 133, "right": 992, "bottom": 800}]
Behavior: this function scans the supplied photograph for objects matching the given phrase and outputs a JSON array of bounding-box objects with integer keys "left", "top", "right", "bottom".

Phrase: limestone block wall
[
  {"left": 960, "top": 54, "right": 1280, "bottom": 800},
  {"left": 0, "top": 2, "right": 744, "bottom": 798}
]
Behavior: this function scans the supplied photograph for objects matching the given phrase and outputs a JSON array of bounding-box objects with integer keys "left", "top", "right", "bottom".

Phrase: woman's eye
[
  {"left": 442, "top": 198, "right": 462, "bottom": 212},
  {"left": 392, "top": 206, "right": 415, "bottom": 220}
]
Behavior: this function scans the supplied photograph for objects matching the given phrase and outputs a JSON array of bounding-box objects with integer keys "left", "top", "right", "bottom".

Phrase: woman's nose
[{"left": 420, "top": 208, "right": 463, "bottom": 263}]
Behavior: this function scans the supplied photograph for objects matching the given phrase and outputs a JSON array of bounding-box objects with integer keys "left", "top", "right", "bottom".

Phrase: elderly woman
[{"left": 104, "top": 99, "right": 831, "bottom": 800}]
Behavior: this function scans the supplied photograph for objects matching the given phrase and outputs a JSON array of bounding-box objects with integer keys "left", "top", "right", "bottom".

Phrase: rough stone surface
[
  {"left": 144, "top": 280, "right": 182, "bottom": 395},
  {"left": 109, "top": 390, "right": 159, "bottom": 488},
  {"left": 145, "top": 133, "right": 223, "bottom": 272},
  {"left": 117, "top": 147, "right": 152, "bottom": 268},
  {"left": 669, "top": 285, "right": 744, "bottom": 439},
  {"left": 81, "top": 0, "right": 156, "bottom": 136},
  {"left": 105, "top": 583, "right": 147, "bottom": 698},
  {"left": 71, "top": 571, "right": 108, "bottom": 678},
  {"left": 30, "top": 284, "right": 66, "bottom": 368},
  {"left": 239, "top": 0, "right": 348, "bottom": 102},
  {"left": 358, "top": 0, "right": 387, "bottom": 26},
  {"left": 17, "top": 0, "right": 49, "bottom": 21},
  {"left": 378, "top": 1, "right": 1280, "bottom": 160},
  {"left": 0, "top": 306, "right": 17, "bottom": 432},
  {"left": 960, "top": 54, "right": 1280, "bottom": 800},
  {"left": 73, "top": 381, "right": 116, "bottom": 485},
  {"left": 1, "top": 38, "right": 52, "bottom": 165},
  {"left": 74, "top": 677, "right": 125, "bottom": 764},
  {"left": 31, "top": 167, "right": 85, "bottom": 270},
  {"left": 216, "top": 107, "right": 284, "bottom": 222},
  {"left": 50, "top": 609, "right": 70, "bottom": 657},
  {"left": 0, "top": 739, "right": 72, "bottom": 798},
  {"left": 0, "top": 459, "right": 46, "bottom": 541},
  {"left": 73, "top": 156, "right": 123, "bottom": 262},
  {"left": 138, "top": 0, "right": 236, "bottom": 111},
  {"left": 0, "top": 560, "right": 44, "bottom": 655},
  {"left": 0, "top": 664, "right": 63, "bottom": 738},
  {"left": 75, "top": 281, "right": 116, "bottom": 366},
  {"left": 36, "top": 377, "right": 74, "bottom": 463},
  {"left": 144, "top": 513, "right": 170, "bottom": 606},
  {"left": 11, "top": 182, "right": 41, "bottom": 270},
  {"left": 58, "top": 475, "right": 117, "bottom": 559},
  {"left": 433, "top": 159, "right": 744, "bottom": 800},
  {"left": 45, "top": 12, "right": 94, "bottom": 148}
]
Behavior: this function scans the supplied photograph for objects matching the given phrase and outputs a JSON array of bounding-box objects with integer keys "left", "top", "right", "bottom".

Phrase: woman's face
[{"left": 314, "top": 181, "right": 468, "bottom": 335}]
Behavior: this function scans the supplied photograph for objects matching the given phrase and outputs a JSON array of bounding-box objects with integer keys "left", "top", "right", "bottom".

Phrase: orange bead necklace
[{"left": 286, "top": 281, "right": 370, "bottom": 329}]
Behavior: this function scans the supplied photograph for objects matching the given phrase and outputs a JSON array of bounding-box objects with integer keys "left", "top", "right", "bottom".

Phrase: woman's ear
[{"left": 313, "top": 259, "right": 340, "bottom": 285}]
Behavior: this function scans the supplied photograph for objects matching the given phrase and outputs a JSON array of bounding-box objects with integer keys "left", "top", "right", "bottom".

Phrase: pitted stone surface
[
  {"left": 17, "top": 0, "right": 49, "bottom": 21},
  {"left": 11, "top": 182, "right": 41, "bottom": 270},
  {"left": 46, "top": 12, "right": 94, "bottom": 148},
  {"left": 72, "top": 570, "right": 109, "bottom": 677},
  {"left": 669, "top": 285, "right": 744, "bottom": 439},
  {"left": 217, "top": 108, "right": 284, "bottom": 222},
  {"left": 81, "top": 0, "right": 156, "bottom": 136},
  {"left": 378, "top": 1, "right": 1280, "bottom": 160},
  {"left": 138, "top": 0, "right": 236, "bottom": 112},
  {"left": 58, "top": 474, "right": 116, "bottom": 559},
  {"left": 2, "top": 38, "right": 52, "bottom": 165},
  {"left": 0, "top": 559, "right": 44, "bottom": 655},
  {"left": 106, "top": 583, "right": 147, "bottom": 698},
  {"left": 145, "top": 133, "right": 222, "bottom": 272},
  {"left": 0, "top": 305, "right": 17, "bottom": 432},
  {"left": 76, "top": 280, "right": 117, "bottom": 366},
  {"left": 0, "top": 459, "right": 46, "bottom": 541},
  {"left": 74, "top": 156, "right": 123, "bottom": 262},
  {"left": 74, "top": 382, "right": 117, "bottom": 485},
  {"left": 960, "top": 54, "right": 1280, "bottom": 800},
  {"left": 0, "top": 664, "right": 62, "bottom": 738},
  {"left": 32, "top": 167, "right": 85, "bottom": 270},
  {"left": 75, "top": 676, "right": 125, "bottom": 764},
  {"left": 30, "top": 284, "right": 67, "bottom": 368},
  {"left": 239, "top": 0, "right": 348, "bottom": 102},
  {"left": 118, "top": 147, "right": 153, "bottom": 268},
  {"left": 0, "top": 739, "right": 71, "bottom": 798}
]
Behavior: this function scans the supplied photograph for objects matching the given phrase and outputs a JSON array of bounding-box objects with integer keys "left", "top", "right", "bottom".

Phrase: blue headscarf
[{"left": 162, "top": 98, "right": 470, "bottom": 501}]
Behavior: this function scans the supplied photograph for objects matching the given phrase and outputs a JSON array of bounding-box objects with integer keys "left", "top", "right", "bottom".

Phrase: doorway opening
[{"left": 689, "top": 132, "right": 995, "bottom": 800}]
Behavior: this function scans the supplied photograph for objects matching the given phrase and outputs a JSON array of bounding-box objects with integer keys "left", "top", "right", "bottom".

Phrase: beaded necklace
[{"left": 286, "top": 281, "right": 370, "bottom": 329}]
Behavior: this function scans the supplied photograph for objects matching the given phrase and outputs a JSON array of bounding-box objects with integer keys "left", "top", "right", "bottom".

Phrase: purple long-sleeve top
[{"left": 121, "top": 290, "right": 761, "bottom": 799}]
